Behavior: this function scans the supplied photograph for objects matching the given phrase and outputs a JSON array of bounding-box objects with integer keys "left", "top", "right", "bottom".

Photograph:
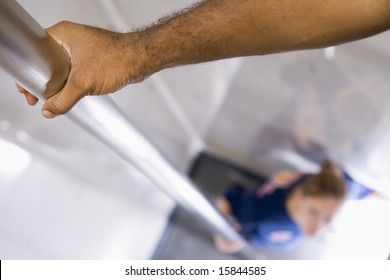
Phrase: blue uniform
[
  {"left": 224, "top": 172, "right": 372, "bottom": 250},
  {"left": 343, "top": 172, "right": 373, "bottom": 200}
]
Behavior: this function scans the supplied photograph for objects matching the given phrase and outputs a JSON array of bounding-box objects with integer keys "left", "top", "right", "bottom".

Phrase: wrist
[
  {"left": 137, "top": 26, "right": 181, "bottom": 74},
  {"left": 120, "top": 31, "right": 162, "bottom": 83}
]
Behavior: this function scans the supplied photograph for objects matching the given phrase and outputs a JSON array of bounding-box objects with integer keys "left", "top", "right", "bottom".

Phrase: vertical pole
[{"left": 0, "top": 0, "right": 244, "bottom": 244}]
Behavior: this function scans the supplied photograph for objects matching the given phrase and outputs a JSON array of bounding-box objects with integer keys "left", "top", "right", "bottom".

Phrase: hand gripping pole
[{"left": 0, "top": 0, "right": 244, "bottom": 245}]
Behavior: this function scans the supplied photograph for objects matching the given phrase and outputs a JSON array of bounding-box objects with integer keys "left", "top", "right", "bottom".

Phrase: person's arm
[
  {"left": 256, "top": 170, "right": 304, "bottom": 197},
  {"left": 143, "top": 0, "right": 390, "bottom": 69},
  {"left": 19, "top": 0, "right": 390, "bottom": 118}
]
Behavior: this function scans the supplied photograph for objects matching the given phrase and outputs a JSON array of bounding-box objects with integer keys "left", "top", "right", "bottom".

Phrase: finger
[
  {"left": 24, "top": 93, "right": 39, "bottom": 105},
  {"left": 41, "top": 72, "right": 87, "bottom": 118},
  {"left": 16, "top": 83, "right": 29, "bottom": 94},
  {"left": 16, "top": 83, "right": 39, "bottom": 105}
]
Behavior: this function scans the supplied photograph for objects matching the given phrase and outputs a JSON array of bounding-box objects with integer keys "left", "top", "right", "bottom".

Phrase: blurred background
[{"left": 0, "top": 0, "right": 389, "bottom": 259}]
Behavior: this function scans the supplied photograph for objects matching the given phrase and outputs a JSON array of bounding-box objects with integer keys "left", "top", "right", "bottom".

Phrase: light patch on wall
[
  {"left": 0, "top": 138, "right": 32, "bottom": 177},
  {"left": 322, "top": 199, "right": 390, "bottom": 259},
  {"left": 0, "top": 120, "right": 11, "bottom": 131}
]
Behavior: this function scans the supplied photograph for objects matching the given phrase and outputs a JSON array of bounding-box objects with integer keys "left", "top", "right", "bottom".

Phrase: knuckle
[
  {"left": 54, "top": 20, "right": 73, "bottom": 30},
  {"left": 48, "top": 99, "right": 68, "bottom": 115},
  {"left": 47, "top": 21, "right": 75, "bottom": 37}
]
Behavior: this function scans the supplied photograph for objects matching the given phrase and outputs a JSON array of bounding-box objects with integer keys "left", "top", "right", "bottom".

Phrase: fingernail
[{"left": 42, "top": 110, "right": 56, "bottom": 119}]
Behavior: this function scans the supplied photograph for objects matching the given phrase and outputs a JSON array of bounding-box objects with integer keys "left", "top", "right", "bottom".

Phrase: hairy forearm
[
  {"left": 133, "top": 0, "right": 390, "bottom": 75},
  {"left": 21, "top": 0, "right": 390, "bottom": 117}
]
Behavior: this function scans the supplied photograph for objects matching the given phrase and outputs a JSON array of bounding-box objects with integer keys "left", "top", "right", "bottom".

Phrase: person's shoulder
[{"left": 342, "top": 171, "right": 374, "bottom": 200}]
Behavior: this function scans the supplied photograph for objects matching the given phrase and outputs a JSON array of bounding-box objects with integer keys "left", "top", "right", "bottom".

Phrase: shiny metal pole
[{"left": 0, "top": 0, "right": 244, "bottom": 244}]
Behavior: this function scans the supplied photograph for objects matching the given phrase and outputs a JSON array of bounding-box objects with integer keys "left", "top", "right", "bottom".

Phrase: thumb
[{"left": 41, "top": 72, "right": 87, "bottom": 119}]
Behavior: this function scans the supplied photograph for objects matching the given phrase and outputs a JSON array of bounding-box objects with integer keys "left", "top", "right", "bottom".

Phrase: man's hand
[
  {"left": 17, "top": 21, "right": 149, "bottom": 118},
  {"left": 17, "top": 0, "right": 390, "bottom": 119}
]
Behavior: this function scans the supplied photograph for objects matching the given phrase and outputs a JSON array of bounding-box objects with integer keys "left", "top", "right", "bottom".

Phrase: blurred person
[
  {"left": 15, "top": 0, "right": 390, "bottom": 118},
  {"left": 213, "top": 160, "right": 380, "bottom": 254}
]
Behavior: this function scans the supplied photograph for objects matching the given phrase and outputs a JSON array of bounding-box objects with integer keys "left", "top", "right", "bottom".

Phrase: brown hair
[{"left": 298, "top": 160, "right": 347, "bottom": 199}]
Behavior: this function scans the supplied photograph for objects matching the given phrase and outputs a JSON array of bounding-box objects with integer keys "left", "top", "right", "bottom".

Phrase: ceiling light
[{"left": 0, "top": 138, "right": 32, "bottom": 177}]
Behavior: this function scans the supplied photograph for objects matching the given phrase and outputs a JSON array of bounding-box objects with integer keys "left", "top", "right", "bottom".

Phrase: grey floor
[{"left": 153, "top": 152, "right": 263, "bottom": 260}]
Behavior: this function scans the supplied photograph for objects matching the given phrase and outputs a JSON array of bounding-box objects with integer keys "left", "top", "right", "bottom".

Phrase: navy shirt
[
  {"left": 224, "top": 177, "right": 306, "bottom": 250},
  {"left": 224, "top": 172, "right": 372, "bottom": 250}
]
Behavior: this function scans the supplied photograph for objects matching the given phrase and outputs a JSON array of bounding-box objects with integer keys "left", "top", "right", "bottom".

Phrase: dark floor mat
[{"left": 152, "top": 152, "right": 265, "bottom": 260}]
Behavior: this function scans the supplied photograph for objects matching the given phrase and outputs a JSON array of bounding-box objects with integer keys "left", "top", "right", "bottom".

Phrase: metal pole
[{"left": 0, "top": 0, "right": 243, "bottom": 244}]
